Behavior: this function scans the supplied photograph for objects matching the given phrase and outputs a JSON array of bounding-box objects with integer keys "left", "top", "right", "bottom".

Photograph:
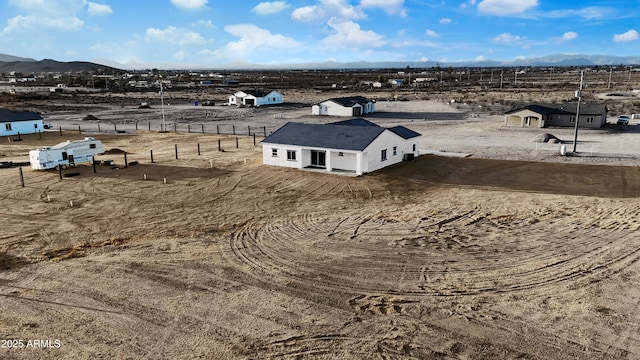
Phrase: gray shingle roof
[
  {"left": 388, "top": 126, "right": 421, "bottom": 139},
  {"left": 322, "top": 96, "right": 373, "bottom": 107},
  {"left": 328, "top": 118, "right": 379, "bottom": 127},
  {"left": 506, "top": 102, "right": 608, "bottom": 116},
  {"left": 262, "top": 122, "right": 385, "bottom": 151},
  {"left": 0, "top": 109, "right": 43, "bottom": 122}
]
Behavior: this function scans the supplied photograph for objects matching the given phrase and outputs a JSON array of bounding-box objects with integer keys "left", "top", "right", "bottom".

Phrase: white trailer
[{"left": 29, "top": 137, "right": 104, "bottom": 170}]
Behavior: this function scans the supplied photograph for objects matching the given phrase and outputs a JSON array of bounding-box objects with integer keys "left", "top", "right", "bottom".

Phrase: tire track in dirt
[{"left": 228, "top": 200, "right": 640, "bottom": 300}]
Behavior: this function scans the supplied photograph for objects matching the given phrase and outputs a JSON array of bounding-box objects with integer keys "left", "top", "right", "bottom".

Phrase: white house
[
  {"left": 311, "top": 96, "right": 376, "bottom": 117},
  {"left": 0, "top": 109, "right": 45, "bottom": 136},
  {"left": 229, "top": 90, "right": 283, "bottom": 107},
  {"left": 261, "top": 118, "right": 421, "bottom": 176}
]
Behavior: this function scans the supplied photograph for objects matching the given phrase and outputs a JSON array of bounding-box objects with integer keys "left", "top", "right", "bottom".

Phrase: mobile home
[{"left": 29, "top": 137, "right": 104, "bottom": 170}]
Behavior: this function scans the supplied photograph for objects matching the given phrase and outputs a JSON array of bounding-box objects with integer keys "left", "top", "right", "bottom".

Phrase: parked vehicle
[
  {"left": 617, "top": 115, "right": 630, "bottom": 125},
  {"left": 29, "top": 137, "right": 104, "bottom": 170},
  {"left": 43, "top": 123, "right": 53, "bottom": 129}
]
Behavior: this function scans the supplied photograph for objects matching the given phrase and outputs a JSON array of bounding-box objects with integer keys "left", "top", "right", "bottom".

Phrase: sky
[{"left": 0, "top": 0, "right": 639, "bottom": 69}]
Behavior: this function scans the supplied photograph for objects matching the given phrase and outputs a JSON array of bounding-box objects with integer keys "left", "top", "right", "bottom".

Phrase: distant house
[
  {"left": 311, "top": 96, "right": 376, "bottom": 117},
  {"left": 229, "top": 90, "right": 283, "bottom": 107},
  {"left": 261, "top": 118, "right": 421, "bottom": 176},
  {"left": 0, "top": 109, "right": 44, "bottom": 136},
  {"left": 505, "top": 103, "right": 608, "bottom": 128}
]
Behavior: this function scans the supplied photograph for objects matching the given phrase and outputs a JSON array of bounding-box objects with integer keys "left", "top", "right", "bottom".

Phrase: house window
[
  {"left": 412, "top": 144, "right": 416, "bottom": 152},
  {"left": 381, "top": 149, "right": 387, "bottom": 161},
  {"left": 587, "top": 117, "right": 594, "bottom": 124},
  {"left": 272, "top": 148, "right": 278, "bottom": 157},
  {"left": 338, "top": 152, "right": 344, "bottom": 156},
  {"left": 569, "top": 116, "right": 576, "bottom": 123},
  {"left": 287, "top": 150, "right": 296, "bottom": 161},
  {"left": 34, "top": 124, "right": 38, "bottom": 128},
  {"left": 393, "top": 146, "right": 397, "bottom": 156},
  {"left": 5, "top": 123, "right": 11, "bottom": 131}
]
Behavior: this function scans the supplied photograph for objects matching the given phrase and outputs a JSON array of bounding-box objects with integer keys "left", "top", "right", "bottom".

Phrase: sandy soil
[{"left": 2, "top": 98, "right": 640, "bottom": 359}]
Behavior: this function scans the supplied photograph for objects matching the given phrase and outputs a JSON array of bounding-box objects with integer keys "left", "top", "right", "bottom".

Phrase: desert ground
[{"left": 2, "top": 94, "right": 640, "bottom": 359}]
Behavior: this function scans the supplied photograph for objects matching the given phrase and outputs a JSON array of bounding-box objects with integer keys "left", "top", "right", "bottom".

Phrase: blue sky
[{"left": 0, "top": 0, "right": 639, "bottom": 69}]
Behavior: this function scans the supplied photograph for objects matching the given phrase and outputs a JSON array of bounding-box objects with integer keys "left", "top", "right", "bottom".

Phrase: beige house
[{"left": 505, "top": 103, "right": 608, "bottom": 129}]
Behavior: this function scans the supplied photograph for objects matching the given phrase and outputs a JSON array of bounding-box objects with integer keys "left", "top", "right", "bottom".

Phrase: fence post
[
  {"left": 248, "top": 125, "right": 251, "bottom": 135},
  {"left": 216, "top": 125, "right": 219, "bottom": 134},
  {"left": 232, "top": 125, "right": 235, "bottom": 135},
  {"left": 136, "top": 121, "right": 138, "bottom": 131},
  {"left": 201, "top": 124, "right": 204, "bottom": 134},
  {"left": 263, "top": 126, "right": 266, "bottom": 137},
  {"left": 98, "top": 123, "right": 101, "bottom": 133},
  {"left": 59, "top": 126, "right": 63, "bottom": 136},
  {"left": 188, "top": 124, "right": 191, "bottom": 133},
  {"left": 236, "top": 137, "right": 239, "bottom": 149},
  {"left": 78, "top": 125, "right": 81, "bottom": 134},
  {"left": 19, "top": 167, "right": 24, "bottom": 187},
  {"left": 92, "top": 156, "right": 96, "bottom": 173},
  {"left": 150, "top": 149, "right": 154, "bottom": 163},
  {"left": 114, "top": 123, "right": 117, "bottom": 133},
  {"left": 253, "top": 133, "right": 256, "bottom": 146},
  {"left": 59, "top": 166, "right": 62, "bottom": 179},
  {"left": 124, "top": 153, "right": 128, "bottom": 169},
  {"left": 39, "top": 130, "right": 42, "bottom": 139},
  {"left": 218, "top": 139, "right": 221, "bottom": 152},
  {"left": 197, "top": 143, "right": 201, "bottom": 156},
  {"left": 175, "top": 144, "right": 178, "bottom": 159},
  {"left": 174, "top": 123, "right": 177, "bottom": 132},
  {"left": 148, "top": 121, "right": 151, "bottom": 131}
]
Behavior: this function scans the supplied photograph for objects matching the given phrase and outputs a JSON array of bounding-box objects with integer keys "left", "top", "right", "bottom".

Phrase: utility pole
[{"left": 572, "top": 70, "right": 584, "bottom": 153}]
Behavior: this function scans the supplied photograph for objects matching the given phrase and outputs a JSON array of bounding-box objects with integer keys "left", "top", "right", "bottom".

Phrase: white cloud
[
  {"left": 439, "top": 18, "right": 452, "bottom": 24},
  {"left": 493, "top": 33, "right": 522, "bottom": 44},
  {"left": 170, "top": 0, "right": 208, "bottom": 11},
  {"left": 562, "top": 31, "right": 577, "bottom": 41},
  {"left": 613, "top": 29, "right": 639, "bottom": 43},
  {"left": 360, "top": 0, "right": 407, "bottom": 16},
  {"left": 544, "top": 6, "right": 613, "bottom": 20},
  {"left": 478, "top": 0, "right": 538, "bottom": 15},
  {"left": 8, "top": 0, "right": 86, "bottom": 15},
  {"left": 145, "top": 26, "right": 206, "bottom": 46},
  {"left": 192, "top": 20, "right": 215, "bottom": 28},
  {"left": 292, "top": 0, "right": 366, "bottom": 22},
  {"left": 425, "top": 29, "right": 439, "bottom": 38},
  {"left": 218, "top": 24, "right": 300, "bottom": 58},
  {"left": 321, "top": 18, "right": 385, "bottom": 49},
  {"left": 252, "top": 1, "right": 290, "bottom": 15},
  {"left": 87, "top": 2, "right": 113, "bottom": 16},
  {"left": 3, "top": 0, "right": 86, "bottom": 33}
]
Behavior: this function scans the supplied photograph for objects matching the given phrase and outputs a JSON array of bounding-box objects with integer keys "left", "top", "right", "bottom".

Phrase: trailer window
[
  {"left": 5, "top": 124, "right": 11, "bottom": 131},
  {"left": 90, "top": 144, "right": 96, "bottom": 149}
]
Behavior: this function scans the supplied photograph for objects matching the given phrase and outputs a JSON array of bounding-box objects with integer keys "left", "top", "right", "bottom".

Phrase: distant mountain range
[{"left": 1, "top": 53, "right": 640, "bottom": 72}]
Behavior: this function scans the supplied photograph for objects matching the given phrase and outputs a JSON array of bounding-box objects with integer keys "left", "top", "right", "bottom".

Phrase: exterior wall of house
[
  {"left": 363, "top": 131, "right": 414, "bottom": 173},
  {"left": 255, "top": 91, "right": 283, "bottom": 106},
  {"left": 0, "top": 119, "right": 44, "bottom": 136},
  {"left": 262, "top": 144, "right": 304, "bottom": 170},
  {"left": 362, "top": 101, "right": 375, "bottom": 114},
  {"left": 312, "top": 101, "right": 361, "bottom": 116},
  {"left": 504, "top": 109, "right": 545, "bottom": 128},
  {"left": 546, "top": 114, "right": 604, "bottom": 128}
]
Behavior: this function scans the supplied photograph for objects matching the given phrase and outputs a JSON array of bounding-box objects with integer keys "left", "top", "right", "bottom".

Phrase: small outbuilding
[
  {"left": 505, "top": 103, "right": 608, "bottom": 128},
  {"left": 0, "top": 109, "right": 45, "bottom": 136},
  {"left": 311, "top": 96, "right": 376, "bottom": 117},
  {"left": 229, "top": 90, "right": 283, "bottom": 107},
  {"left": 261, "top": 118, "right": 421, "bottom": 176}
]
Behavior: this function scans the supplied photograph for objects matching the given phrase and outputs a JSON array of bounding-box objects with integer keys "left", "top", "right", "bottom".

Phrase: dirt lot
[{"left": 2, "top": 97, "right": 640, "bottom": 359}]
